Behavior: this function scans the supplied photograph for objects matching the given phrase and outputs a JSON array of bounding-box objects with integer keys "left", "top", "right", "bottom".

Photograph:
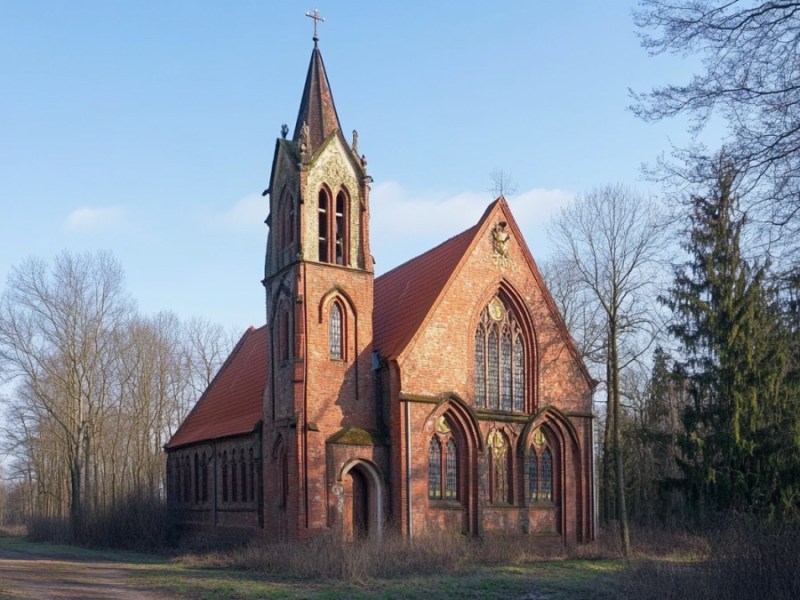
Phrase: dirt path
[{"left": 0, "top": 545, "right": 170, "bottom": 600}]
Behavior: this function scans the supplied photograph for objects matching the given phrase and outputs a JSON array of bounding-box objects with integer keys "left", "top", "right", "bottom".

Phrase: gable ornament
[{"left": 490, "top": 221, "right": 516, "bottom": 270}]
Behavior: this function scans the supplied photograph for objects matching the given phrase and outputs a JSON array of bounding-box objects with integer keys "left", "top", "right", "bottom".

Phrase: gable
[
  {"left": 374, "top": 198, "right": 593, "bottom": 407},
  {"left": 166, "top": 325, "right": 268, "bottom": 450}
]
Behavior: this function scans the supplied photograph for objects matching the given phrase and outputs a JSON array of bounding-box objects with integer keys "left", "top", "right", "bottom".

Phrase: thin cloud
[
  {"left": 209, "top": 193, "right": 265, "bottom": 231},
  {"left": 64, "top": 206, "right": 125, "bottom": 231},
  {"left": 370, "top": 181, "right": 574, "bottom": 273}
]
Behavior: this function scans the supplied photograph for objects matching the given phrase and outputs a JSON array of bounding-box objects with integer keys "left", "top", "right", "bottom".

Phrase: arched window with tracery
[
  {"left": 528, "top": 431, "right": 554, "bottom": 503},
  {"left": 474, "top": 296, "right": 527, "bottom": 412},
  {"left": 318, "top": 186, "right": 350, "bottom": 265},
  {"left": 329, "top": 301, "right": 343, "bottom": 359},
  {"left": 428, "top": 417, "right": 460, "bottom": 501},
  {"left": 488, "top": 430, "right": 512, "bottom": 504}
]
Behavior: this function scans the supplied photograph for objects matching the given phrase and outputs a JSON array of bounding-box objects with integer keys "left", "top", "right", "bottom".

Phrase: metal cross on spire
[{"left": 305, "top": 8, "right": 325, "bottom": 44}]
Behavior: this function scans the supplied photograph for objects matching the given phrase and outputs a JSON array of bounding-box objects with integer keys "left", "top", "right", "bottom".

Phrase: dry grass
[
  {"left": 175, "top": 531, "right": 565, "bottom": 582},
  {"left": 618, "top": 519, "right": 800, "bottom": 600}
]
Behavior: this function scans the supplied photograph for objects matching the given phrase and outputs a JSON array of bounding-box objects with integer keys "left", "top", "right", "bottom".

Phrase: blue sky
[{"left": 0, "top": 1, "right": 706, "bottom": 333}]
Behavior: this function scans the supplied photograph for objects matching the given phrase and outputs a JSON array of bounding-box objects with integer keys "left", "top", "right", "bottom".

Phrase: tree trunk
[{"left": 610, "top": 322, "right": 631, "bottom": 556}]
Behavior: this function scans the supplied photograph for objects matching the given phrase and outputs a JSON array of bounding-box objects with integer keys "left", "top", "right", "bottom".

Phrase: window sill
[{"left": 429, "top": 499, "right": 463, "bottom": 510}]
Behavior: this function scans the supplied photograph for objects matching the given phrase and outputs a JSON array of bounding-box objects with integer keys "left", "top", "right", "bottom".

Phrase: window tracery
[
  {"left": 528, "top": 431, "right": 554, "bottom": 503},
  {"left": 474, "top": 297, "right": 527, "bottom": 412},
  {"left": 428, "top": 417, "right": 459, "bottom": 501}
]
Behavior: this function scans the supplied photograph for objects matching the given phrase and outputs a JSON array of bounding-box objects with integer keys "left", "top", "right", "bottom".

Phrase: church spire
[{"left": 292, "top": 17, "right": 342, "bottom": 156}]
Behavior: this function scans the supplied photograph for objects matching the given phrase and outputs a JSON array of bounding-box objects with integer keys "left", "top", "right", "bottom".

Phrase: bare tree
[
  {"left": 632, "top": 1, "right": 800, "bottom": 255},
  {"left": 0, "top": 251, "right": 132, "bottom": 536},
  {"left": 549, "top": 185, "right": 665, "bottom": 556}
]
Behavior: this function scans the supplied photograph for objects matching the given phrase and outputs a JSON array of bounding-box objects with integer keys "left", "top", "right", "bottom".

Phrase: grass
[{"left": 1, "top": 520, "right": 798, "bottom": 599}]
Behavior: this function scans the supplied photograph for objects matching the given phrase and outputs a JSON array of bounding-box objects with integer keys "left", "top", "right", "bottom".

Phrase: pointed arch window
[
  {"left": 528, "top": 435, "right": 554, "bottom": 503},
  {"left": 201, "top": 452, "right": 209, "bottom": 503},
  {"left": 239, "top": 449, "right": 247, "bottom": 502},
  {"left": 474, "top": 297, "right": 527, "bottom": 412},
  {"left": 231, "top": 452, "right": 238, "bottom": 502},
  {"left": 278, "top": 306, "right": 291, "bottom": 363},
  {"left": 193, "top": 452, "right": 200, "bottom": 504},
  {"left": 329, "top": 301, "right": 343, "bottom": 359},
  {"left": 335, "top": 190, "right": 348, "bottom": 265},
  {"left": 428, "top": 417, "right": 460, "bottom": 502},
  {"left": 318, "top": 187, "right": 350, "bottom": 265},
  {"left": 318, "top": 189, "right": 329, "bottom": 262}
]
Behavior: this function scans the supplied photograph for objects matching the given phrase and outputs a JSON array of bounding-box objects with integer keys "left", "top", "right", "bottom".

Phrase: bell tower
[{"left": 262, "top": 21, "right": 377, "bottom": 539}]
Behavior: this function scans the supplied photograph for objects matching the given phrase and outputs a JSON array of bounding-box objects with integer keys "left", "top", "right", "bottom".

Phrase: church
[{"left": 165, "top": 25, "right": 596, "bottom": 547}]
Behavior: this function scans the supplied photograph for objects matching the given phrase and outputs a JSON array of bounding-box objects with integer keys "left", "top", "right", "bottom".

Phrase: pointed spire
[{"left": 292, "top": 41, "right": 342, "bottom": 156}]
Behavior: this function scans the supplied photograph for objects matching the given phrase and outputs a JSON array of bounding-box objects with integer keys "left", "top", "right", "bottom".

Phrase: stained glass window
[
  {"left": 329, "top": 303, "right": 343, "bottom": 359},
  {"left": 513, "top": 336, "right": 524, "bottom": 412},
  {"left": 475, "top": 329, "right": 485, "bottom": 408},
  {"left": 428, "top": 439, "right": 442, "bottom": 499},
  {"left": 487, "top": 328, "right": 499, "bottom": 408},
  {"left": 445, "top": 439, "right": 458, "bottom": 499},
  {"left": 501, "top": 330, "right": 512, "bottom": 411},
  {"left": 528, "top": 448, "right": 539, "bottom": 502},
  {"left": 475, "top": 298, "right": 528, "bottom": 413},
  {"left": 541, "top": 447, "right": 553, "bottom": 502}
]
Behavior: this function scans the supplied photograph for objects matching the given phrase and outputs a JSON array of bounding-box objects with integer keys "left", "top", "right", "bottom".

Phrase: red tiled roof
[
  {"left": 373, "top": 224, "right": 480, "bottom": 359},
  {"left": 166, "top": 325, "right": 267, "bottom": 449}
]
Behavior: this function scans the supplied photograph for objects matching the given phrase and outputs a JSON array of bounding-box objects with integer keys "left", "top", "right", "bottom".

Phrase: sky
[{"left": 0, "top": 1, "right": 709, "bottom": 334}]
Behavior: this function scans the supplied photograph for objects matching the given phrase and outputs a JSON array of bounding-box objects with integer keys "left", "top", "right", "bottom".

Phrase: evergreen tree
[{"left": 664, "top": 156, "right": 800, "bottom": 519}]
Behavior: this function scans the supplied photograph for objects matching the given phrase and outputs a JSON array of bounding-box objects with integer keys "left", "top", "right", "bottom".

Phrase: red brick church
[{"left": 166, "top": 30, "right": 596, "bottom": 546}]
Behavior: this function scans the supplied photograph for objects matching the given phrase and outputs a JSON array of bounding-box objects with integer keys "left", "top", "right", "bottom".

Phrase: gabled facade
[{"left": 166, "top": 36, "right": 595, "bottom": 546}]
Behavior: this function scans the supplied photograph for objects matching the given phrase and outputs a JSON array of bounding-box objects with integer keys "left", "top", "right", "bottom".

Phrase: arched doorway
[{"left": 340, "top": 460, "right": 383, "bottom": 542}]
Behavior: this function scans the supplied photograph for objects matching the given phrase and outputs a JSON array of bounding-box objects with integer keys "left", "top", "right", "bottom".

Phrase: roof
[
  {"left": 165, "top": 325, "right": 268, "bottom": 449},
  {"left": 373, "top": 222, "right": 480, "bottom": 359},
  {"left": 293, "top": 44, "right": 342, "bottom": 155}
]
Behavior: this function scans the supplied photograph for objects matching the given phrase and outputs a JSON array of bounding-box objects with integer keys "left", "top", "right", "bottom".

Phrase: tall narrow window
[
  {"left": 201, "top": 452, "right": 208, "bottom": 503},
  {"left": 335, "top": 191, "right": 347, "bottom": 265},
  {"left": 541, "top": 447, "right": 553, "bottom": 502},
  {"left": 529, "top": 438, "right": 553, "bottom": 503},
  {"left": 249, "top": 449, "right": 256, "bottom": 502},
  {"left": 513, "top": 336, "right": 524, "bottom": 412},
  {"left": 329, "top": 302, "right": 343, "bottom": 359},
  {"left": 318, "top": 190, "right": 329, "bottom": 262},
  {"left": 240, "top": 449, "right": 247, "bottom": 502},
  {"left": 474, "top": 329, "right": 485, "bottom": 408},
  {"left": 474, "top": 298, "right": 528, "bottom": 412},
  {"left": 428, "top": 439, "right": 442, "bottom": 499},
  {"left": 183, "top": 457, "right": 190, "bottom": 503},
  {"left": 487, "top": 328, "right": 499, "bottom": 407},
  {"left": 231, "top": 453, "right": 238, "bottom": 502},
  {"left": 501, "top": 330, "right": 512, "bottom": 411},
  {"left": 445, "top": 439, "right": 458, "bottom": 499},
  {"left": 222, "top": 452, "right": 229, "bottom": 503},
  {"left": 194, "top": 453, "right": 200, "bottom": 503}
]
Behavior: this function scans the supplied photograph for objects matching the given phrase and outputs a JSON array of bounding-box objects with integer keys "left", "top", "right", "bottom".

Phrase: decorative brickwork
[{"left": 166, "top": 39, "right": 595, "bottom": 547}]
